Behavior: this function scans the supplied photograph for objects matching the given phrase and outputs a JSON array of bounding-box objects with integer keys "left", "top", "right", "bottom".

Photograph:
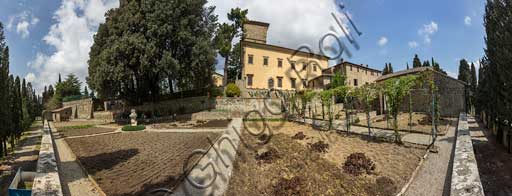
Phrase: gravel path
[
  {"left": 0, "top": 127, "right": 42, "bottom": 195},
  {"left": 54, "top": 131, "right": 103, "bottom": 196},
  {"left": 403, "top": 119, "right": 457, "bottom": 196}
]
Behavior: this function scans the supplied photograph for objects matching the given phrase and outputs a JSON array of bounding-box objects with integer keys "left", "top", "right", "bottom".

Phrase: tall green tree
[
  {"left": 226, "top": 42, "right": 242, "bottom": 83},
  {"left": 470, "top": 62, "right": 477, "bottom": 93},
  {"left": 413, "top": 54, "right": 422, "bottom": 68},
  {"left": 477, "top": 0, "right": 512, "bottom": 123},
  {"left": 214, "top": 8, "right": 248, "bottom": 86},
  {"left": 0, "top": 22, "right": 10, "bottom": 156},
  {"left": 388, "top": 63, "right": 394, "bottom": 73},
  {"left": 88, "top": 0, "right": 219, "bottom": 104},
  {"left": 382, "top": 63, "right": 389, "bottom": 75},
  {"left": 422, "top": 60, "right": 431, "bottom": 67},
  {"left": 457, "top": 59, "right": 471, "bottom": 83}
]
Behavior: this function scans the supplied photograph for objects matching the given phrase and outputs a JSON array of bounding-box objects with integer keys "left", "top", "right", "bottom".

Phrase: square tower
[{"left": 243, "top": 21, "right": 269, "bottom": 44}]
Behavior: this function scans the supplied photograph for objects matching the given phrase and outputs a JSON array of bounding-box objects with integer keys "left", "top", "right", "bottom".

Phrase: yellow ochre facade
[{"left": 241, "top": 21, "right": 329, "bottom": 91}]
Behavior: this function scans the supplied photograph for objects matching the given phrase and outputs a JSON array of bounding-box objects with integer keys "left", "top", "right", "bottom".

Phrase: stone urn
[{"left": 129, "top": 109, "right": 138, "bottom": 126}]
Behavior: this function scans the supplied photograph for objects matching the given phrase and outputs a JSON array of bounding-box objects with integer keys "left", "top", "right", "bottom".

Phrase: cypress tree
[
  {"left": 470, "top": 63, "right": 477, "bottom": 93},
  {"left": 388, "top": 63, "right": 394, "bottom": 73}
]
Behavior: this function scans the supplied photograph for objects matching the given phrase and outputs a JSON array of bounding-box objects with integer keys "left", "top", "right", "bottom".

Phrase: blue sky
[{"left": 0, "top": 0, "right": 486, "bottom": 92}]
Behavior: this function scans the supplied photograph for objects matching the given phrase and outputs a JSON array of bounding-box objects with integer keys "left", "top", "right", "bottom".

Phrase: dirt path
[
  {"left": 54, "top": 132, "right": 102, "bottom": 196},
  {"left": 0, "top": 126, "right": 42, "bottom": 195},
  {"left": 469, "top": 116, "right": 512, "bottom": 196},
  {"left": 403, "top": 119, "right": 457, "bottom": 196}
]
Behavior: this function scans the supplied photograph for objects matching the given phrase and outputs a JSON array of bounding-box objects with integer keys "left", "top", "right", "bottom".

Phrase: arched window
[{"left": 268, "top": 78, "right": 274, "bottom": 89}]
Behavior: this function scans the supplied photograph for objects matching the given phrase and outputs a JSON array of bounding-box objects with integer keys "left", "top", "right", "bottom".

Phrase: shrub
[
  {"left": 122, "top": 125, "right": 146, "bottom": 131},
  {"left": 225, "top": 83, "right": 241, "bottom": 97},
  {"left": 342, "top": 152, "right": 375, "bottom": 176},
  {"left": 210, "top": 87, "right": 223, "bottom": 97}
]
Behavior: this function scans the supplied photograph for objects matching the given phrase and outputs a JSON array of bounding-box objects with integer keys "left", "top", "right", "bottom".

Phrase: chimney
[{"left": 243, "top": 21, "right": 269, "bottom": 44}]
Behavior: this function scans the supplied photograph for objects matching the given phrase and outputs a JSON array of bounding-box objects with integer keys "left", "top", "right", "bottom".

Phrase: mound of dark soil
[
  {"left": 343, "top": 152, "right": 375, "bottom": 176},
  {"left": 291, "top": 132, "right": 306, "bottom": 140},
  {"left": 255, "top": 147, "right": 280, "bottom": 163},
  {"left": 309, "top": 141, "right": 329, "bottom": 153},
  {"left": 273, "top": 176, "right": 306, "bottom": 196}
]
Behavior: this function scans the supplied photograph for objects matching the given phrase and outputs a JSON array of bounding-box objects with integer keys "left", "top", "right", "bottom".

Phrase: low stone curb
[{"left": 52, "top": 123, "right": 107, "bottom": 196}]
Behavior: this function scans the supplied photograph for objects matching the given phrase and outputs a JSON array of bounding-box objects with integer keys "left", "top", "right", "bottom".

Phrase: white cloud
[
  {"left": 27, "top": 53, "right": 47, "bottom": 70},
  {"left": 464, "top": 16, "right": 472, "bottom": 26},
  {"left": 210, "top": 0, "right": 347, "bottom": 54},
  {"left": 28, "top": 0, "right": 119, "bottom": 92},
  {"left": 446, "top": 70, "right": 457, "bottom": 79},
  {"left": 25, "top": 73, "right": 36, "bottom": 83},
  {"left": 408, "top": 41, "right": 418, "bottom": 48},
  {"left": 377, "top": 37, "right": 388, "bottom": 47},
  {"left": 7, "top": 10, "right": 39, "bottom": 39},
  {"left": 16, "top": 21, "right": 30, "bottom": 38},
  {"left": 418, "top": 21, "right": 438, "bottom": 44}
]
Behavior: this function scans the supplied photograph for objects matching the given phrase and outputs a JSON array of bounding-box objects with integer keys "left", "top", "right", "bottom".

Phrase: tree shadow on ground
[{"left": 78, "top": 148, "right": 139, "bottom": 175}]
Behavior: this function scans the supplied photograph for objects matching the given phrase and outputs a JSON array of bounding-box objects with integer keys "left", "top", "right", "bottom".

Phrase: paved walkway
[
  {"left": 469, "top": 116, "right": 512, "bottom": 196},
  {"left": 403, "top": 116, "right": 457, "bottom": 196},
  {"left": 0, "top": 127, "right": 42, "bottom": 195},
  {"left": 53, "top": 124, "right": 103, "bottom": 196}
]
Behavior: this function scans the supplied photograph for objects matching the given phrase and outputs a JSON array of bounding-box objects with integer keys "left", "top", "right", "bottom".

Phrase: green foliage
[
  {"left": 413, "top": 54, "right": 422, "bottom": 68},
  {"left": 457, "top": 59, "right": 471, "bottom": 83},
  {"left": 382, "top": 63, "right": 393, "bottom": 75},
  {"left": 330, "top": 72, "right": 346, "bottom": 89},
  {"left": 383, "top": 75, "right": 418, "bottom": 142},
  {"left": 476, "top": 0, "right": 512, "bottom": 122},
  {"left": 61, "top": 124, "right": 95, "bottom": 130},
  {"left": 354, "top": 84, "right": 378, "bottom": 135},
  {"left": 122, "top": 125, "right": 146, "bottom": 131},
  {"left": 214, "top": 8, "right": 248, "bottom": 86},
  {"left": 209, "top": 87, "right": 223, "bottom": 98},
  {"left": 225, "top": 83, "right": 241, "bottom": 97},
  {"left": 62, "top": 95, "right": 86, "bottom": 102},
  {"left": 0, "top": 23, "right": 40, "bottom": 157},
  {"left": 56, "top": 74, "right": 81, "bottom": 98},
  {"left": 88, "top": 0, "right": 218, "bottom": 104}
]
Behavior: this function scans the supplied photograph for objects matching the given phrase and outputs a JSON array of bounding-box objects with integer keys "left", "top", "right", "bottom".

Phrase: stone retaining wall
[
  {"left": 450, "top": 113, "right": 484, "bottom": 196},
  {"left": 32, "top": 121, "right": 63, "bottom": 196},
  {"left": 62, "top": 98, "right": 94, "bottom": 119}
]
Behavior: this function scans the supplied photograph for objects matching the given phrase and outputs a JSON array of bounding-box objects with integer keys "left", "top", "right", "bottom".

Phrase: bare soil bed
[
  {"left": 149, "top": 119, "right": 231, "bottom": 129},
  {"left": 58, "top": 127, "right": 116, "bottom": 137},
  {"left": 471, "top": 120, "right": 512, "bottom": 195},
  {"left": 65, "top": 131, "right": 221, "bottom": 196},
  {"left": 226, "top": 121, "right": 424, "bottom": 196},
  {"left": 355, "top": 113, "right": 455, "bottom": 135}
]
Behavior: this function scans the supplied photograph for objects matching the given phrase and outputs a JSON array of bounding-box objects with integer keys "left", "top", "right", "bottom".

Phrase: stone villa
[{"left": 239, "top": 20, "right": 381, "bottom": 92}]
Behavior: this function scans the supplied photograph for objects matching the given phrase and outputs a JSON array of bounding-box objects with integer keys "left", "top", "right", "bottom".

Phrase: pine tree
[{"left": 413, "top": 54, "right": 422, "bottom": 68}]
